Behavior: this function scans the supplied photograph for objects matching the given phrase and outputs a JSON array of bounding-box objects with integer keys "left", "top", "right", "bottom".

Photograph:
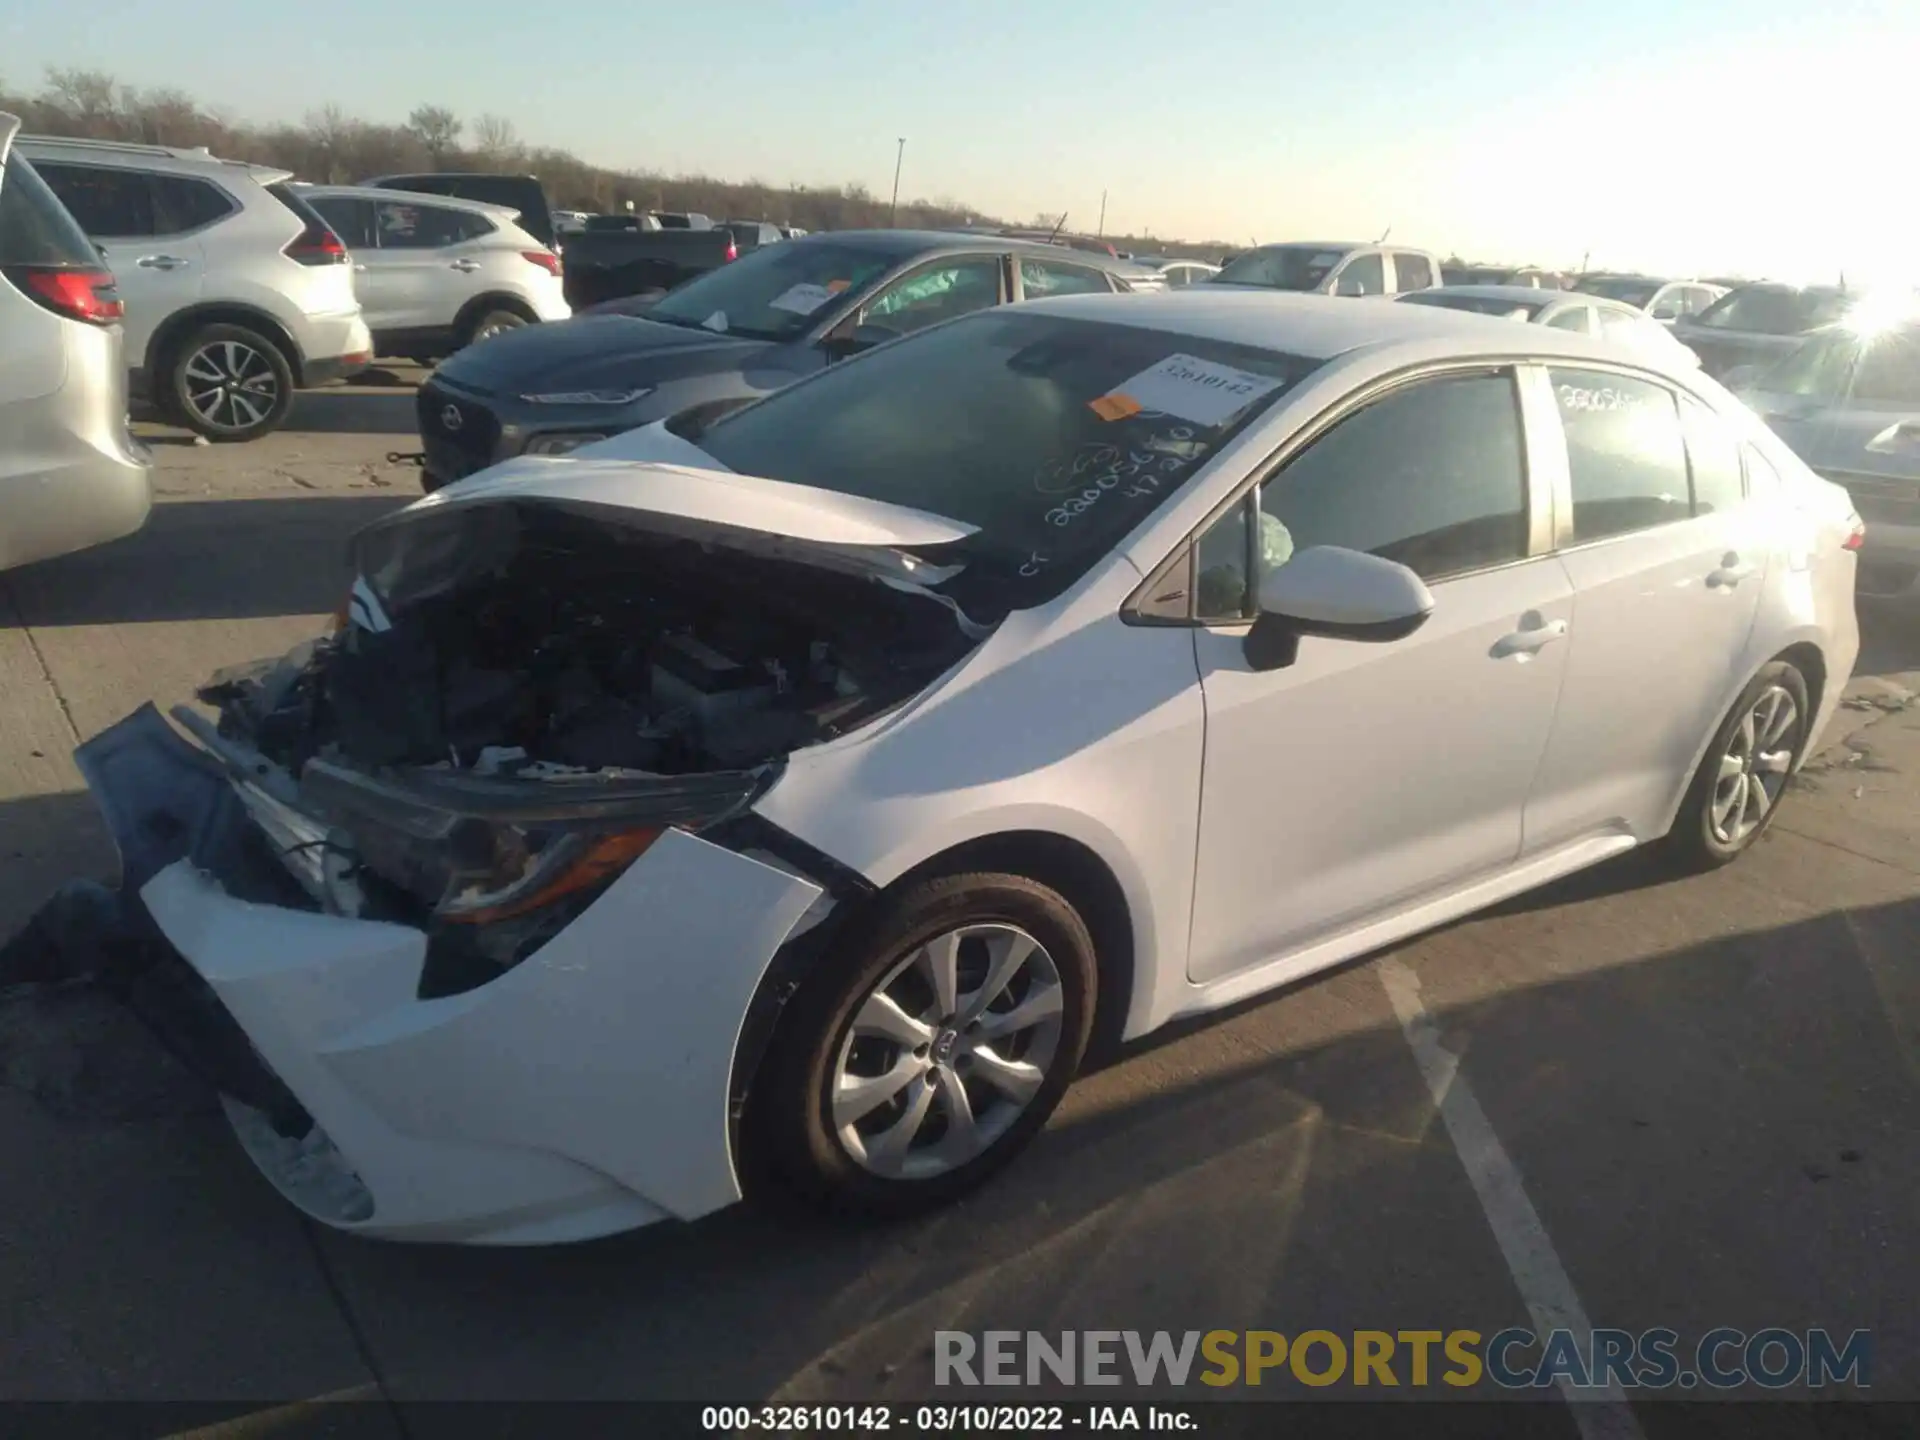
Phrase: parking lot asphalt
[{"left": 1, "top": 371, "right": 1915, "bottom": 1426}]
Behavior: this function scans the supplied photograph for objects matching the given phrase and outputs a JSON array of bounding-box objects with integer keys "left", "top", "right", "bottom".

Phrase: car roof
[
  {"left": 1416, "top": 284, "right": 1564, "bottom": 303},
  {"left": 299, "top": 183, "right": 521, "bottom": 220},
  {"left": 16, "top": 132, "right": 291, "bottom": 184},
  {"left": 1013, "top": 288, "right": 1688, "bottom": 364}
]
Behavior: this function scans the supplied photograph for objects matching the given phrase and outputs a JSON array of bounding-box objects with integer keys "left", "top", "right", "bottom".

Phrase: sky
[{"left": 2, "top": 0, "right": 1912, "bottom": 283}]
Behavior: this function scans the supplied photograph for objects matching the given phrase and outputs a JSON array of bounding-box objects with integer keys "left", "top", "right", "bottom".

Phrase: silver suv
[
  {"left": 17, "top": 135, "right": 372, "bottom": 441},
  {"left": 0, "top": 114, "right": 151, "bottom": 570}
]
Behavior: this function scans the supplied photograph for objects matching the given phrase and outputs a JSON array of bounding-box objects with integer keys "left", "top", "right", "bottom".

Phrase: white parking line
[{"left": 1379, "top": 957, "right": 1646, "bottom": 1440}]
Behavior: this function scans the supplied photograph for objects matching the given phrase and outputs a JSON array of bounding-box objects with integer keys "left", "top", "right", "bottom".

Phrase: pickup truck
[{"left": 559, "top": 220, "right": 782, "bottom": 309}]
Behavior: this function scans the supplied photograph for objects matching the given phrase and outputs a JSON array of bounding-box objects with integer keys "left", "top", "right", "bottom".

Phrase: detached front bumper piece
[{"left": 77, "top": 707, "right": 824, "bottom": 1245}]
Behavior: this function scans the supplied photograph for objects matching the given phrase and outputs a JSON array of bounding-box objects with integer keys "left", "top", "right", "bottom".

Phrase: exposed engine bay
[{"left": 206, "top": 501, "right": 977, "bottom": 780}]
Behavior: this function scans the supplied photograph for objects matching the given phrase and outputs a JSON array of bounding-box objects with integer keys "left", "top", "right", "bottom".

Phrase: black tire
[
  {"left": 165, "top": 323, "right": 295, "bottom": 442},
  {"left": 460, "top": 307, "right": 528, "bottom": 348},
  {"left": 748, "top": 872, "right": 1097, "bottom": 1220},
  {"left": 1664, "top": 660, "right": 1811, "bottom": 872}
]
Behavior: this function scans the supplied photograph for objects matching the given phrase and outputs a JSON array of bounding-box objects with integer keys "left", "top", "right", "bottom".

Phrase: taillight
[
  {"left": 5, "top": 266, "right": 125, "bottom": 325},
  {"left": 1843, "top": 516, "right": 1866, "bottom": 551},
  {"left": 284, "top": 222, "right": 348, "bottom": 266},
  {"left": 724, "top": 238, "right": 739, "bottom": 262},
  {"left": 521, "top": 249, "right": 562, "bottom": 277}
]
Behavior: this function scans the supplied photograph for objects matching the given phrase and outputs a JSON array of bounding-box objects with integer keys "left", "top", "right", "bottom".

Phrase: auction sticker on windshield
[
  {"left": 768, "top": 283, "right": 836, "bottom": 316},
  {"left": 1094, "top": 353, "right": 1289, "bottom": 428}
]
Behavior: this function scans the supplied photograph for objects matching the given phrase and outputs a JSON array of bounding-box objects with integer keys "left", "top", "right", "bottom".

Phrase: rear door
[
  {"left": 1522, "top": 366, "right": 1769, "bottom": 852},
  {"left": 31, "top": 160, "right": 209, "bottom": 365}
]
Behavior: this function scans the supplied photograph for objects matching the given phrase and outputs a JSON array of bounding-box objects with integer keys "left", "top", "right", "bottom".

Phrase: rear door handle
[
  {"left": 136, "top": 254, "right": 190, "bottom": 270},
  {"left": 1491, "top": 612, "right": 1568, "bottom": 661},
  {"left": 449, "top": 259, "right": 481, "bottom": 272},
  {"left": 1708, "top": 553, "right": 1758, "bottom": 588}
]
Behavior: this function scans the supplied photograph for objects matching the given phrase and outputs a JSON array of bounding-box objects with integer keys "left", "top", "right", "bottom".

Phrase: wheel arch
[
  {"left": 146, "top": 304, "right": 306, "bottom": 387},
  {"left": 453, "top": 291, "right": 539, "bottom": 339}
]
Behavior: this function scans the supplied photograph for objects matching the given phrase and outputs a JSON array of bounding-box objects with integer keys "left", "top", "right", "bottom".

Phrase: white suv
[
  {"left": 18, "top": 135, "right": 371, "bottom": 442},
  {"left": 300, "top": 186, "right": 569, "bottom": 361}
]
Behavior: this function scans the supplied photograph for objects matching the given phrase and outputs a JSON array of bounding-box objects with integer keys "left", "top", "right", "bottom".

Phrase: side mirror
[{"left": 1244, "top": 546, "right": 1435, "bottom": 672}]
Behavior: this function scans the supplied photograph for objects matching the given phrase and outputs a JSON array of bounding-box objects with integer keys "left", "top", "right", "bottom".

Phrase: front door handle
[
  {"left": 448, "top": 259, "right": 481, "bottom": 272},
  {"left": 1708, "top": 552, "right": 1758, "bottom": 589},
  {"left": 135, "top": 254, "right": 190, "bottom": 270},
  {"left": 1491, "top": 611, "right": 1568, "bottom": 661}
]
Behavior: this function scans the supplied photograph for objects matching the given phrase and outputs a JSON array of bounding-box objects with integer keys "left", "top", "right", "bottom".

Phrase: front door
[
  {"left": 1522, "top": 367, "right": 1769, "bottom": 851},
  {"left": 1186, "top": 368, "right": 1572, "bottom": 984}
]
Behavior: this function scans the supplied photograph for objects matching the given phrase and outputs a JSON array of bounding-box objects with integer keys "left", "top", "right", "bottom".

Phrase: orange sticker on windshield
[
  {"left": 827, "top": 278, "right": 851, "bottom": 293},
  {"left": 1089, "top": 392, "right": 1143, "bottom": 422}
]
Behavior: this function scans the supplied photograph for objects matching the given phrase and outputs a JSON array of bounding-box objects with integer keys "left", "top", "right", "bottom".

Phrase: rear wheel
[
  {"left": 461, "top": 307, "right": 528, "bottom": 348},
  {"left": 749, "top": 872, "right": 1096, "bottom": 1219},
  {"left": 166, "top": 324, "right": 294, "bottom": 442},
  {"left": 1664, "top": 661, "right": 1810, "bottom": 871}
]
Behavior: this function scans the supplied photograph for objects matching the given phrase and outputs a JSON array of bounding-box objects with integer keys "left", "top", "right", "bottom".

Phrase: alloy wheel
[
  {"left": 1709, "top": 683, "right": 1799, "bottom": 846},
  {"left": 182, "top": 340, "right": 279, "bottom": 431},
  {"left": 831, "top": 923, "right": 1066, "bottom": 1180}
]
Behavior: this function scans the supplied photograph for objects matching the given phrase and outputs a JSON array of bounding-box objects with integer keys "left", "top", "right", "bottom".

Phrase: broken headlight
[{"left": 298, "top": 758, "right": 769, "bottom": 932}]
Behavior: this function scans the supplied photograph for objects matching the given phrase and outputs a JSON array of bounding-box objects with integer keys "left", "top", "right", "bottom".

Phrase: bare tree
[
  {"left": 471, "top": 113, "right": 522, "bottom": 165},
  {"left": 304, "top": 103, "right": 359, "bottom": 181},
  {"left": 405, "top": 104, "right": 462, "bottom": 167},
  {"left": 43, "top": 67, "right": 123, "bottom": 136}
]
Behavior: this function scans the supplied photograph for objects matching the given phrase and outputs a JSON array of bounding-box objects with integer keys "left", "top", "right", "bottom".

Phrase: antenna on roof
[
  {"left": 1047, "top": 211, "right": 1068, "bottom": 243},
  {"left": 1376, "top": 226, "right": 1392, "bottom": 243}
]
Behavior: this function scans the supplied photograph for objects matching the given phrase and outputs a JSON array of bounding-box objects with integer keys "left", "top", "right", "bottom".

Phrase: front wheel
[
  {"left": 749, "top": 872, "right": 1097, "bottom": 1219},
  {"left": 167, "top": 324, "right": 294, "bottom": 441},
  {"left": 1664, "top": 660, "right": 1810, "bottom": 871}
]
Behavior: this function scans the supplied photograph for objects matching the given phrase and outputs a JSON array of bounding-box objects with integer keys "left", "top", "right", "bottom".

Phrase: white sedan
[
  {"left": 78, "top": 291, "right": 1862, "bottom": 1243},
  {"left": 1400, "top": 283, "right": 1703, "bottom": 367}
]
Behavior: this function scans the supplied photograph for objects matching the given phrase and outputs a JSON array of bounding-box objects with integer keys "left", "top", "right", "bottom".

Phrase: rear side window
[
  {"left": 1549, "top": 368, "right": 1691, "bottom": 542},
  {"left": 1598, "top": 308, "right": 1649, "bottom": 343},
  {"left": 1679, "top": 397, "right": 1746, "bottom": 515},
  {"left": 1020, "top": 257, "right": 1111, "bottom": 297},
  {"left": 0, "top": 153, "right": 101, "bottom": 266},
  {"left": 149, "top": 175, "right": 234, "bottom": 234},
  {"left": 307, "top": 195, "right": 379, "bottom": 249},
  {"left": 1392, "top": 253, "right": 1434, "bottom": 290},
  {"left": 31, "top": 162, "right": 155, "bottom": 237},
  {"left": 1545, "top": 306, "right": 1592, "bottom": 333},
  {"left": 374, "top": 201, "right": 494, "bottom": 248}
]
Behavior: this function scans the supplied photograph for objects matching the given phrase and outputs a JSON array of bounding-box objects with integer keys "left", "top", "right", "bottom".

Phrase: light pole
[
  {"left": 1096, "top": 189, "right": 1107, "bottom": 239},
  {"left": 890, "top": 138, "right": 905, "bottom": 226}
]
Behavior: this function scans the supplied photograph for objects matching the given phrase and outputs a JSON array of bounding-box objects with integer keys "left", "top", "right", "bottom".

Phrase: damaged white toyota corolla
[{"left": 76, "top": 291, "right": 1862, "bottom": 1243}]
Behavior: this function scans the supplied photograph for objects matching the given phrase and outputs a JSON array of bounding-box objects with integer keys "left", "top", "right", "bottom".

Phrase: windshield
[
  {"left": 1575, "top": 277, "right": 1661, "bottom": 307},
  {"left": 1214, "top": 245, "right": 1348, "bottom": 291},
  {"left": 1401, "top": 292, "right": 1540, "bottom": 320},
  {"left": 1695, "top": 287, "right": 1837, "bottom": 335},
  {"left": 1754, "top": 332, "right": 1858, "bottom": 397},
  {"left": 646, "top": 240, "right": 898, "bottom": 341},
  {"left": 693, "top": 310, "right": 1323, "bottom": 614}
]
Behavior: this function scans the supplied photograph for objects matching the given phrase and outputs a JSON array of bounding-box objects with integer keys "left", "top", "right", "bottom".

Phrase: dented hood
[{"left": 352, "top": 431, "right": 989, "bottom": 632}]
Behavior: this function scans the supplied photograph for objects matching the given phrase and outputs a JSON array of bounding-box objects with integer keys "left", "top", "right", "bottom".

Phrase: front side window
[
  {"left": 1694, "top": 288, "right": 1807, "bottom": 335},
  {"left": 1020, "top": 257, "right": 1111, "bottom": 299},
  {"left": 1680, "top": 396, "right": 1746, "bottom": 515},
  {"left": 694, "top": 310, "right": 1323, "bottom": 614},
  {"left": 31, "top": 162, "right": 154, "bottom": 237},
  {"left": 862, "top": 254, "right": 1004, "bottom": 336},
  {"left": 1848, "top": 328, "right": 1920, "bottom": 405},
  {"left": 1648, "top": 287, "right": 1686, "bottom": 321},
  {"left": 1333, "top": 253, "right": 1385, "bottom": 296},
  {"left": 646, "top": 240, "right": 898, "bottom": 341},
  {"left": 1392, "top": 253, "right": 1434, "bottom": 291},
  {"left": 1549, "top": 368, "right": 1690, "bottom": 543},
  {"left": 1194, "top": 372, "right": 1529, "bottom": 618}
]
